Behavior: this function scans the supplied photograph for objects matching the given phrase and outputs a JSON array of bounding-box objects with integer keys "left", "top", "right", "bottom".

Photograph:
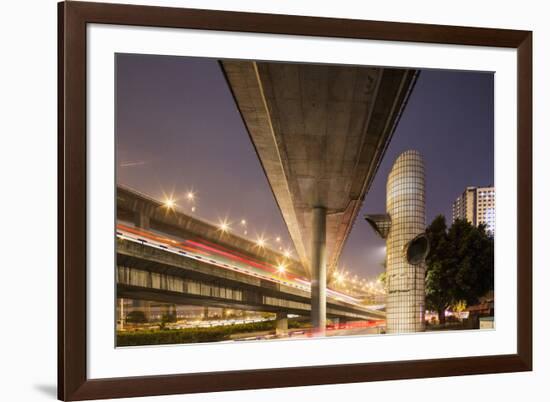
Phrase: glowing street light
[
  {"left": 186, "top": 191, "right": 195, "bottom": 201},
  {"left": 275, "top": 236, "right": 281, "bottom": 242},
  {"left": 163, "top": 197, "right": 176, "bottom": 210},
  {"left": 277, "top": 264, "right": 286, "bottom": 274},
  {"left": 240, "top": 219, "right": 248, "bottom": 235},
  {"left": 218, "top": 219, "right": 231, "bottom": 233},
  {"left": 256, "top": 236, "right": 266, "bottom": 248},
  {"left": 283, "top": 249, "right": 291, "bottom": 258}
]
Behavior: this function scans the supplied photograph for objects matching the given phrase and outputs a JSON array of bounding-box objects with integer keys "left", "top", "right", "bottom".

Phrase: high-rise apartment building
[{"left": 452, "top": 186, "right": 495, "bottom": 234}]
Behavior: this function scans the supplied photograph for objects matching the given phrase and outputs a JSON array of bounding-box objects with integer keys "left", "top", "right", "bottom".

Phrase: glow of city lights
[
  {"left": 256, "top": 236, "right": 266, "bottom": 248},
  {"left": 191, "top": 206, "right": 196, "bottom": 212},
  {"left": 276, "top": 236, "right": 281, "bottom": 242},
  {"left": 163, "top": 198, "right": 176, "bottom": 209},
  {"left": 244, "top": 230, "right": 248, "bottom": 235},
  {"left": 284, "top": 249, "right": 291, "bottom": 258},
  {"left": 186, "top": 191, "right": 195, "bottom": 201},
  {"left": 277, "top": 264, "right": 286, "bottom": 274},
  {"left": 240, "top": 219, "right": 247, "bottom": 225},
  {"left": 218, "top": 219, "right": 230, "bottom": 233}
]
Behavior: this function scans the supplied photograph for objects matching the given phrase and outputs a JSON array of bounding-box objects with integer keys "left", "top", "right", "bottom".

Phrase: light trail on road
[{"left": 116, "top": 222, "right": 368, "bottom": 307}]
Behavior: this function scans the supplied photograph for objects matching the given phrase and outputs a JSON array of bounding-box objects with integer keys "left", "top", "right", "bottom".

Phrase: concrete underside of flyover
[
  {"left": 221, "top": 61, "right": 417, "bottom": 277},
  {"left": 221, "top": 61, "right": 417, "bottom": 332}
]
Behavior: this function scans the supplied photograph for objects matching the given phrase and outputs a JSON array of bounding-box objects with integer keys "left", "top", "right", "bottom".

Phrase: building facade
[
  {"left": 365, "top": 150, "right": 427, "bottom": 333},
  {"left": 452, "top": 186, "right": 495, "bottom": 234}
]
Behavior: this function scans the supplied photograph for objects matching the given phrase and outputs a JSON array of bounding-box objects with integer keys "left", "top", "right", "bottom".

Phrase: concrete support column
[
  {"left": 311, "top": 206, "right": 327, "bottom": 336},
  {"left": 132, "top": 299, "right": 151, "bottom": 321},
  {"left": 117, "top": 298, "right": 124, "bottom": 331},
  {"left": 134, "top": 211, "right": 150, "bottom": 230},
  {"left": 203, "top": 306, "right": 209, "bottom": 320},
  {"left": 275, "top": 312, "right": 288, "bottom": 336}
]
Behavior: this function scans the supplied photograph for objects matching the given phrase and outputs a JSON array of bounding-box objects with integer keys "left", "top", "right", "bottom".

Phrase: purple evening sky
[{"left": 116, "top": 54, "right": 493, "bottom": 279}]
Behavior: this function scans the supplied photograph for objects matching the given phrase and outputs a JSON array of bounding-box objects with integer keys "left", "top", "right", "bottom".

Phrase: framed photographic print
[{"left": 58, "top": 1, "right": 532, "bottom": 400}]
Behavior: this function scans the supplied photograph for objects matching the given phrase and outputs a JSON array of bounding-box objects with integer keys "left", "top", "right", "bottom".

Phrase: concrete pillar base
[
  {"left": 133, "top": 299, "right": 151, "bottom": 321},
  {"left": 275, "top": 312, "right": 288, "bottom": 336},
  {"left": 134, "top": 211, "right": 150, "bottom": 230},
  {"left": 117, "top": 298, "right": 125, "bottom": 330},
  {"left": 311, "top": 206, "right": 327, "bottom": 337}
]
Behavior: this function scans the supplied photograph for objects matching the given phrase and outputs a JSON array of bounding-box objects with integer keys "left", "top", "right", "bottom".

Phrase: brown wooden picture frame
[{"left": 58, "top": 1, "right": 532, "bottom": 400}]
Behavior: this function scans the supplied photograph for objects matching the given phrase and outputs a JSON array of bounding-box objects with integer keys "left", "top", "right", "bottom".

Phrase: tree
[
  {"left": 377, "top": 271, "right": 387, "bottom": 290},
  {"left": 425, "top": 215, "right": 454, "bottom": 324},
  {"left": 448, "top": 220, "right": 494, "bottom": 305},
  {"left": 425, "top": 215, "right": 494, "bottom": 324}
]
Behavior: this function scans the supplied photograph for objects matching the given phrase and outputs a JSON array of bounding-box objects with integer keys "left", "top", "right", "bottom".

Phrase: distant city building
[{"left": 452, "top": 186, "right": 495, "bottom": 234}]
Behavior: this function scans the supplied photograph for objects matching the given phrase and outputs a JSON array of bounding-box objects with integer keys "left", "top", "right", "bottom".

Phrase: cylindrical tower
[{"left": 385, "top": 150, "right": 426, "bottom": 333}]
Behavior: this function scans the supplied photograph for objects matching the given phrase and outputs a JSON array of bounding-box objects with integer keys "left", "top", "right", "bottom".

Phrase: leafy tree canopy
[{"left": 425, "top": 215, "right": 494, "bottom": 323}]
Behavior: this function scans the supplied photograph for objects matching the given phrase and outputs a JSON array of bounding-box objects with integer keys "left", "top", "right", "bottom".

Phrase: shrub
[
  {"left": 118, "top": 320, "right": 271, "bottom": 346},
  {"left": 117, "top": 318, "right": 312, "bottom": 346}
]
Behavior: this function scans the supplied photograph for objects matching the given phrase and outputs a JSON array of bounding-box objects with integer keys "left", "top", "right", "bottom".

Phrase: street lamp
[
  {"left": 218, "top": 219, "right": 230, "bottom": 233},
  {"left": 240, "top": 219, "right": 248, "bottom": 235},
  {"left": 163, "top": 197, "right": 176, "bottom": 210},
  {"left": 256, "top": 236, "right": 266, "bottom": 248}
]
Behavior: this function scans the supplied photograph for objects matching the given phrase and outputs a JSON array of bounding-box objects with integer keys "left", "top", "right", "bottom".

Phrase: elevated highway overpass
[
  {"left": 117, "top": 232, "right": 384, "bottom": 322},
  {"left": 221, "top": 61, "right": 417, "bottom": 332},
  {"left": 116, "top": 186, "right": 385, "bottom": 332}
]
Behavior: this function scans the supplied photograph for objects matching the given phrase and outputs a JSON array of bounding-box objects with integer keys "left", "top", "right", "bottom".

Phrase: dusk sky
[{"left": 116, "top": 53, "right": 493, "bottom": 279}]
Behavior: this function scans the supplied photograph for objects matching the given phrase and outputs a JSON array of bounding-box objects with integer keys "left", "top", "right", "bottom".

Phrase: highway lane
[{"left": 116, "top": 222, "right": 367, "bottom": 307}]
